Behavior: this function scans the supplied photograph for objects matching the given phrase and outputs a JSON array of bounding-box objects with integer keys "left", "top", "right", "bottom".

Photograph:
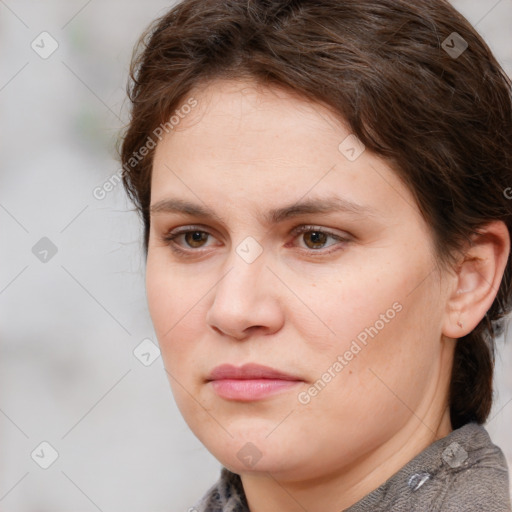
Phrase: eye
[
  {"left": 161, "top": 225, "right": 215, "bottom": 254},
  {"left": 161, "top": 224, "right": 349, "bottom": 256},
  {"left": 288, "top": 225, "right": 349, "bottom": 254}
]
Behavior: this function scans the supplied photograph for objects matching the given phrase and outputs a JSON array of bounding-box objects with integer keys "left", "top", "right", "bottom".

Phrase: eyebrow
[{"left": 150, "top": 196, "right": 378, "bottom": 225}]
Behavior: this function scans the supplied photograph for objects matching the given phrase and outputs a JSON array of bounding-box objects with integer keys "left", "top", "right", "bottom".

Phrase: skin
[{"left": 145, "top": 78, "right": 510, "bottom": 512}]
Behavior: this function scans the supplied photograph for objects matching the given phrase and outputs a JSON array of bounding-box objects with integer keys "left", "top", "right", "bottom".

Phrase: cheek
[
  {"left": 145, "top": 257, "right": 198, "bottom": 358},
  {"left": 322, "top": 282, "right": 441, "bottom": 418},
  {"left": 299, "top": 254, "right": 442, "bottom": 400},
  {"left": 145, "top": 261, "right": 171, "bottom": 337},
  {"left": 287, "top": 279, "right": 443, "bottom": 470},
  {"left": 146, "top": 250, "right": 196, "bottom": 327},
  {"left": 146, "top": 262, "right": 206, "bottom": 418},
  {"left": 290, "top": 256, "right": 415, "bottom": 354}
]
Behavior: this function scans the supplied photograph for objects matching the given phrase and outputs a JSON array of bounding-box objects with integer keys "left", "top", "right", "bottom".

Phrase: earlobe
[{"left": 442, "top": 221, "right": 510, "bottom": 339}]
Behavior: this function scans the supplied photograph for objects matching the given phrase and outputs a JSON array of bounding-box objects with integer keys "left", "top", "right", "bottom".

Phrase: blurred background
[{"left": 0, "top": 1, "right": 511, "bottom": 510}]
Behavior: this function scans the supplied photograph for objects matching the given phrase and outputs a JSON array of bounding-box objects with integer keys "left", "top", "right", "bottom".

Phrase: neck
[{"left": 240, "top": 409, "right": 452, "bottom": 512}]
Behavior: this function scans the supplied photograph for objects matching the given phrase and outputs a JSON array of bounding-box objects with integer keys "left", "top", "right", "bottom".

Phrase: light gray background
[{"left": 1, "top": 1, "right": 511, "bottom": 510}]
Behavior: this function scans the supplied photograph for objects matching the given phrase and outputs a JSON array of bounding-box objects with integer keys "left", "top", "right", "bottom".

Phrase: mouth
[{"left": 206, "top": 363, "right": 304, "bottom": 401}]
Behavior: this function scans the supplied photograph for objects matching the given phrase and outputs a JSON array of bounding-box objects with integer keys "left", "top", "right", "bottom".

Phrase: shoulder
[
  {"left": 432, "top": 423, "right": 511, "bottom": 511},
  {"left": 434, "top": 465, "right": 510, "bottom": 511},
  {"left": 348, "top": 422, "right": 511, "bottom": 512}
]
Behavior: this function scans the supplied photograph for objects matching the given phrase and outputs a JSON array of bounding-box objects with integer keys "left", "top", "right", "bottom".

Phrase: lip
[
  {"left": 206, "top": 363, "right": 303, "bottom": 401},
  {"left": 206, "top": 363, "right": 301, "bottom": 381}
]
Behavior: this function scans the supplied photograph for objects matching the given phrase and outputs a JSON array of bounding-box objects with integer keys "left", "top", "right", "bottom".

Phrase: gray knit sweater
[{"left": 192, "top": 422, "right": 511, "bottom": 511}]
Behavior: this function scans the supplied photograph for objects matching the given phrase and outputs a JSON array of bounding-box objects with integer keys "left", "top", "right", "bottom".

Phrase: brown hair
[{"left": 119, "top": 0, "right": 512, "bottom": 429}]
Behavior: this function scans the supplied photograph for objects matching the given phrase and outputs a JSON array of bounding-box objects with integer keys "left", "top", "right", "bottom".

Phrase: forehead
[
  {"left": 150, "top": 78, "right": 421, "bottom": 229},
  {"left": 155, "top": 78, "right": 349, "bottom": 164}
]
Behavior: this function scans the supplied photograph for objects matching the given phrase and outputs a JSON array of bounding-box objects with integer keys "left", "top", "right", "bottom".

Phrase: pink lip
[
  {"left": 206, "top": 363, "right": 303, "bottom": 401},
  {"left": 207, "top": 363, "right": 301, "bottom": 381}
]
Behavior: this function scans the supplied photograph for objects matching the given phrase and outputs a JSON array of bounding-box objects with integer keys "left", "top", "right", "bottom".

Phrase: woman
[{"left": 119, "top": 0, "right": 512, "bottom": 510}]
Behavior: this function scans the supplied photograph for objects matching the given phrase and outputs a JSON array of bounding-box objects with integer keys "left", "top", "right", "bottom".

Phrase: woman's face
[{"left": 146, "top": 79, "right": 455, "bottom": 482}]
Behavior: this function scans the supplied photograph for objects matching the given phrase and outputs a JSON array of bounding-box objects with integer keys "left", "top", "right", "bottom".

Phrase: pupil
[
  {"left": 308, "top": 231, "right": 326, "bottom": 247},
  {"left": 186, "top": 231, "right": 206, "bottom": 247}
]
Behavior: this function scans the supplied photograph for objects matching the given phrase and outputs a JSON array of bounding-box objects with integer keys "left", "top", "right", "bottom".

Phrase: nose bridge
[
  {"left": 206, "top": 234, "right": 279, "bottom": 337},
  {"left": 217, "top": 235, "right": 267, "bottom": 301}
]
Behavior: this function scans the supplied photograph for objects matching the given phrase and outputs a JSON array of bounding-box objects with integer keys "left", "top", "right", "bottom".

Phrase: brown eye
[
  {"left": 161, "top": 227, "right": 215, "bottom": 254},
  {"left": 183, "top": 231, "right": 209, "bottom": 248},
  {"left": 302, "top": 230, "right": 329, "bottom": 249},
  {"left": 290, "top": 225, "right": 348, "bottom": 254},
  {"left": 162, "top": 224, "right": 349, "bottom": 258}
]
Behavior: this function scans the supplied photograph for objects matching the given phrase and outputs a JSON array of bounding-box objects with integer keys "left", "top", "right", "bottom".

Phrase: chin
[
  {"left": 221, "top": 454, "right": 292, "bottom": 477},
  {"left": 199, "top": 433, "right": 280, "bottom": 470}
]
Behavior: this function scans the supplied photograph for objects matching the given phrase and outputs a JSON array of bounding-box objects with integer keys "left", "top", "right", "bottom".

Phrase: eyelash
[{"left": 160, "top": 225, "right": 350, "bottom": 257}]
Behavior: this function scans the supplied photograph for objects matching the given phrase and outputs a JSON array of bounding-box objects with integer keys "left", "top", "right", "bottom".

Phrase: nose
[{"left": 205, "top": 246, "right": 284, "bottom": 340}]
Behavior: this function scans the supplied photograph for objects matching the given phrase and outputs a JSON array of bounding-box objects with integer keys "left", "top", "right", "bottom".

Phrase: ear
[{"left": 442, "top": 220, "right": 510, "bottom": 339}]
